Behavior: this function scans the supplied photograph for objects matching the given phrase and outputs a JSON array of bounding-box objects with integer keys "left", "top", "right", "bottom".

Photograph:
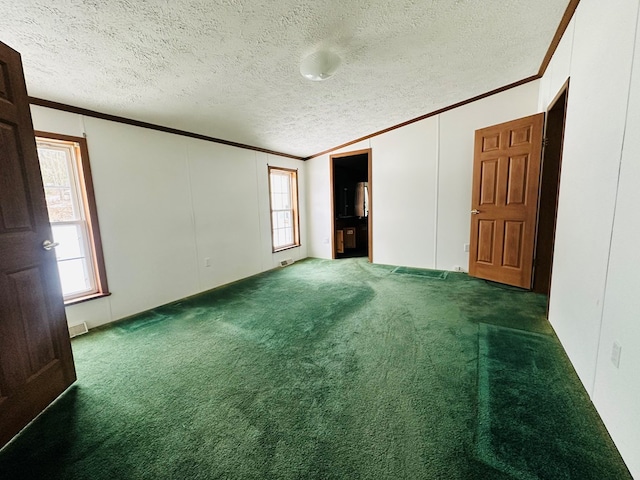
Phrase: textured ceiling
[{"left": 0, "top": 0, "right": 570, "bottom": 158}]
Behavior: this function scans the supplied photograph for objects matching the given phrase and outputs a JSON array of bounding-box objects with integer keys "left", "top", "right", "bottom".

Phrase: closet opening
[{"left": 533, "top": 80, "right": 569, "bottom": 297}]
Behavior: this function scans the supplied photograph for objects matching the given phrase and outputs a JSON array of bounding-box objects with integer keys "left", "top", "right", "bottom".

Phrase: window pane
[
  {"left": 57, "top": 258, "right": 91, "bottom": 296},
  {"left": 37, "top": 146, "right": 79, "bottom": 222},
  {"left": 282, "top": 211, "right": 291, "bottom": 227},
  {"left": 277, "top": 229, "right": 287, "bottom": 247},
  {"left": 269, "top": 168, "right": 298, "bottom": 250},
  {"left": 272, "top": 192, "right": 283, "bottom": 210},
  {"left": 281, "top": 192, "right": 291, "bottom": 209},
  {"left": 37, "top": 134, "right": 107, "bottom": 301},
  {"left": 51, "top": 223, "right": 83, "bottom": 261},
  {"left": 277, "top": 211, "right": 287, "bottom": 228}
]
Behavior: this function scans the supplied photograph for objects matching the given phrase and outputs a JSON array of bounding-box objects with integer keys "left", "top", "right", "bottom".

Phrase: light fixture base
[{"left": 300, "top": 50, "right": 341, "bottom": 81}]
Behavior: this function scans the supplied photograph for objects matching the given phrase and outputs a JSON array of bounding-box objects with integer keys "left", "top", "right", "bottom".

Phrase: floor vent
[
  {"left": 279, "top": 258, "right": 295, "bottom": 267},
  {"left": 69, "top": 322, "right": 89, "bottom": 338},
  {"left": 391, "top": 266, "right": 448, "bottom": 279}
]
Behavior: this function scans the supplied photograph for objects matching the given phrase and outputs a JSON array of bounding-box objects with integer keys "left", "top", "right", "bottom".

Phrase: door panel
[
  {"left": 468, "top": 113, "right": 544, "bottom": 288},
  {"left": 0, "top": 41, "right": 76, "bottom": 448},
  {"left": 0, "top": 123, "right": 32, "bottom": 228},
  {"left": 480, "top": 160, "right": 498, "bottom": 205},
  {"left": 502, "top": 221, "right": 524, "bottom": 268},
  {"left": 506, "top": 155, "right": 528, "bottom": 204}
]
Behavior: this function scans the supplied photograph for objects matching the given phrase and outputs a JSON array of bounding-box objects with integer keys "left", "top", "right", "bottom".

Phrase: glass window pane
[
  {"left": 282, "top": 192, "right": 291, "bottom": 209},
  {"left": 37, "top": 146, "right": 79, "bottom": 222},
  {"left": 272, "top": 192, "right": 283, "bottom": 210},
  {"left": 269, "top": 169, "right": 298, "bottom": 250},
  {"left": 52, "top": 223, "right": 83, "bottom": 261},
  {"left": 57, "top": 258, "right": 91, "bottom": 296},
  {"left": 277, "top": 229, "right": 286, "bottom": 247}
]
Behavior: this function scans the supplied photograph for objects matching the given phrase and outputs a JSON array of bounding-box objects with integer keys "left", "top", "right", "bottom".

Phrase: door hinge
[{"left": 542, "top": 137, "right": 549, "bottom": 147}]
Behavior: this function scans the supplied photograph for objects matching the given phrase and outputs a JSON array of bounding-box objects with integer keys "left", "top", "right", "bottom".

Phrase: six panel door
[
  {"left": 468, "top": 113, "right": 545, "bottom": 289},
  {"left": 0, "top": 41, "right": 76, "bottom": 448}
]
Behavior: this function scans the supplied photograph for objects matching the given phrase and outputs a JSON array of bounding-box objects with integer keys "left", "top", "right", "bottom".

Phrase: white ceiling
[{"left": 0, "top": 0, "right": 570, "bottom": 158}]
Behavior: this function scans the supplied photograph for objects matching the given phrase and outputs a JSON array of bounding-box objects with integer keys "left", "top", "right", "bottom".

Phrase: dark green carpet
[
  {"left": 477, "top": 324, "right": 630, "bottom": 480},
  {"left": 0, "top": 258, "right": 630, "bottom": 479}
]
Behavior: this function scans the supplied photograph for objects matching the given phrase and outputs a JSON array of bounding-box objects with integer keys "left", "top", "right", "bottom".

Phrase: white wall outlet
[
  {"left": 611, "top": 341, "right": 622, "bottom": 368},
  {"left": 453, "top": 265, "right": 465, "bottom": 272},
  {"left": 464, "top": 243, "right": 470, "bottom": 252},
  {"left": 204, "top": 257, "right": 211, "bottom": 267}
]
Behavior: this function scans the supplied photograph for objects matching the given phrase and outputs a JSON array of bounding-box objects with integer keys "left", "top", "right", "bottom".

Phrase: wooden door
[
  {"left": 468, "top": 113, "right": 544, "bottom": 288},
  {"left": 0, "top": 41, "right": 76, "bottom": 448}
]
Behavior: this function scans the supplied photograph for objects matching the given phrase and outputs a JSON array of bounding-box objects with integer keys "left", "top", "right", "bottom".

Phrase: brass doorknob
[{"left": 471, "top": 209, "right": 481, "bottom": 215}]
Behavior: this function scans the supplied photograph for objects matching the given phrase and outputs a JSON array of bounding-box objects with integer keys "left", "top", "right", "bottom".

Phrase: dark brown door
[
  {"left": 468, "top": 113, "right": 544, "bottom": 289},
  {"left": 0, "top": 41, "right": 76, "bottom": 448}
]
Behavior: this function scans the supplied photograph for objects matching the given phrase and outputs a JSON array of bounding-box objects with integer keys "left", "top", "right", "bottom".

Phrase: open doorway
[
  {"left": 330, "top": 149, "right": 372, "bottom": 261},
  {"left": 533, "top": 80, "right": 569, "bottom": 295}
]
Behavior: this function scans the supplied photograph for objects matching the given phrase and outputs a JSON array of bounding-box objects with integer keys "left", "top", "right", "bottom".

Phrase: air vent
[
  {"left": 68, "top": 322, "right": 89, "bottom": 338},
  {"left": 279, "top": 258, "right": 295, "bottom": 267}
]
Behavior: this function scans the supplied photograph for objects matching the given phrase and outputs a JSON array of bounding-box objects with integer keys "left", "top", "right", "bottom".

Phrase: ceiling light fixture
[{"left": 300, "top": 50, "right": 341, "bottom": 81}]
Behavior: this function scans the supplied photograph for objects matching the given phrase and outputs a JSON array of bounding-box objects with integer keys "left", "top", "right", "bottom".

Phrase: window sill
[
  {"left": 272, "top": 244, "right": 301, "bottom": 254},
  {"left": 64, "top": 292, "right": 111, "bottom": 306}
]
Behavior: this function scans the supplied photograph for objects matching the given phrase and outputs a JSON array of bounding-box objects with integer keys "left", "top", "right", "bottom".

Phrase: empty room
[{"left": 1, "top": 0, "right": 639, "bottom": 478}]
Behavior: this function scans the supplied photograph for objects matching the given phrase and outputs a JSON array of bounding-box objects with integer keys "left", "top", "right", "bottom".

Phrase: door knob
[
  {"left": 42, "top": 240, "right": 60, "bottom": 251},
  {"left": 471, "top": 209, "right": 481, "bottom": 215}
]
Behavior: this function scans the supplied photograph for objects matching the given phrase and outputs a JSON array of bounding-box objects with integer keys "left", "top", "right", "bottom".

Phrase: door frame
[
  {"left": 329, "top": 148, "right": 373, "bottom": 262},
  {"left": 533, "top": 78, "right": 570, "bottom": 294}
]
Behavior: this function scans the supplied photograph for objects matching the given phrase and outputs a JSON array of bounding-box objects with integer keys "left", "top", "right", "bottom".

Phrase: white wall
[
  {"left": 436, "top": 84, "right": 540, "bottom": 270},
  {"left": 538, "top": 0, "right": 640, "bottom": 477},
  {"left": 31, "top": 106, "right": 306, "bottom": 329},
  {"left": 593, "top": 43, "right": 640, "bottom": 474},
  {"left": 370, "top": 119, "right": 438, "bottom": 268},
  {"left": 305, "top": 82, "right": 540, "bottom": 270},
  {"left": 541, "top": 0, "right": 638, "bottom": 392}
]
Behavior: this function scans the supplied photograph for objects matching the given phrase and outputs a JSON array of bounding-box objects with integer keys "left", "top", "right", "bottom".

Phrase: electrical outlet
[
  {"left": 453, "top": 265, "right": 465, "bottom": 272},
  {"left": 611, "top": 342, "right": 622, "bottom": 368},
  {"left": 204, "top": 257, "right": 211, "bottom": 267},
  {"left": 464, "top": 243, "right": 470, "bottom": 252}
]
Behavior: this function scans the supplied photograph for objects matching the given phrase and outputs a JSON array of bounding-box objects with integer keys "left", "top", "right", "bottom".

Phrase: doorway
[
  {"left": 330, "top": 149, "right": 372, "bottom": 261},
  {"left": 533, "top": 81, "right": 569, "bottom": 295}
]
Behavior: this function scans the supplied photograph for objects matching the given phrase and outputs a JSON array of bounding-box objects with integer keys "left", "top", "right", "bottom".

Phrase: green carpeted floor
[{"left": 0, "top": 258, "right": 631, "bottom": 479}]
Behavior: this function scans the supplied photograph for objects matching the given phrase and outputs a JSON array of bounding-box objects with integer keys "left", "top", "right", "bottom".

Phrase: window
[
  {"left": 268, "top": 166, "right": 300, "bottom": 251},
  {"left": 35, "top": 132, "right": 109, "bottom": 303}
]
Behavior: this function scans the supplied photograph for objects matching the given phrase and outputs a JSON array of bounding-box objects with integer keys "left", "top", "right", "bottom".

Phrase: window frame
[
  {"left": 35, "top": 131, "right": 110, "bottom": 305},
  {"left": 267, "top": 166, "right": 300, "bottom": 252}
]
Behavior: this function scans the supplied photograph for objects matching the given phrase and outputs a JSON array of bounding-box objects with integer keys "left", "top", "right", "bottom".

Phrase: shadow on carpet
[{"left": 476, "top": 323, "right": 631, "bottom": 479}]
